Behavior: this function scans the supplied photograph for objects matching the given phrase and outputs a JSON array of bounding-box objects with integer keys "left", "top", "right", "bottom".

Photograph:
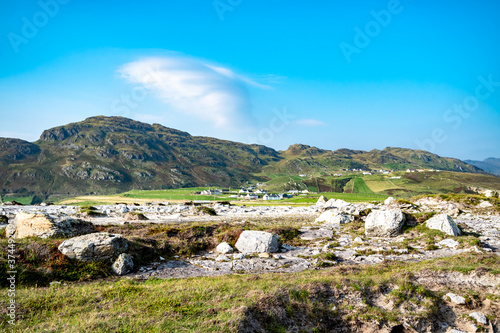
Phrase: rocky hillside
[
  {"left": 0, "top": 116, "right": 489, "bottom": 198},
  {"left": 465, "top": 157, "right": 500, "bottom": 175},
  {"left": 0, "top": 116, "right": 280, "bottom": 198},
  {"left": 264, "top": 144, "right": 483, "bottom": 175}
]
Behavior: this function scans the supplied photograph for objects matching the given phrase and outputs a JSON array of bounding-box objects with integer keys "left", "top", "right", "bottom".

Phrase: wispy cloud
[
  {"left": 295, "top": 118, "right": 327, "bottom": 126},
  {"left": 118, "top": 56, "right": 266, "bottom": 130}
]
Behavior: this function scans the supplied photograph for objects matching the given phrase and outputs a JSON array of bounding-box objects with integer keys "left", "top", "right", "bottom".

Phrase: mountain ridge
[{"left": 0, "top": 116, "right": 491, "bottom": 198}]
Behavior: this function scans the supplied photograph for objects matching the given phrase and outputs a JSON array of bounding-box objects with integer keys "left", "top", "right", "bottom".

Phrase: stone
[
  {"left": 259, "top": 252, "right": 271, "bottom": 258},
  {"left": 477, "top": 201, "right": 493, "bottom": 208},
  {"left": 426, "top": 214, "right": 461, "bottom": 236},
  {"left": 215, "top": 242, "right": 234, "bottom": 254},
  {"left": 353, "top": 237, "right": 363, "bottom": 243},
  {"left": 438, "top": 239, "right": 460, "bottom": 248},
  {"left": 6, "top": 212, "right": 94, "bottom": 239},
  {"left": 365, "top": 209, "right": 405, "bottom": 237},
  {"left": 324, "top": 199, "right": 350, "bottom": 209},
  {"left": 215, "top": 255, "right": 230, "bottom": 262},
  {"left": 124, "top": 212, "right": 148, "bottom": 220},
  {"left": 446, "top": 293, "right": 466, "bottom": 305},
  {"left": 481, "top": 190, "right": 498, "bottom": 198},
  {"left": 315, "top": 211, "right": 350, "bottom": 225},
  {"left": 233, "top": 253, "right": 246, "bottom": 260},
  {"left": 384, "top": 197, "right": 396, "bottom": 205},
  {"left": 469, "top": 312, "right": 487, "bottom": 325},
  {"left": 58, "top": 232, "right": 129, "bottom": 262},
  {"left": 235, "top": 230, "right": 281, "bottom": 253},
  {"left": 316, "top": 195, "right": 328, "bottom": 206},
  {"left": 112, "top": 253, "right": 134, "bottom": 275}
]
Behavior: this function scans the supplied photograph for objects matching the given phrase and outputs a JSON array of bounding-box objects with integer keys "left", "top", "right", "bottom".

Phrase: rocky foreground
[
  {"left": 2, "top": 195, "right": 500, "bottom": 332},
  {"left": 2, "top": 196, "right": 499, "bottom": 278}
]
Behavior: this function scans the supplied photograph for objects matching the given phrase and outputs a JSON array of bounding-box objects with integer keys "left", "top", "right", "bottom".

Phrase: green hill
[{"left": 0, "top": 116, "right": 497, "bottom": 200}]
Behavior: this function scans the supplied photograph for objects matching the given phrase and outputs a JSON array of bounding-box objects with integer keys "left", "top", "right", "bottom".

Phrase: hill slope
[
  {"left": 0, "top": 116, "right": 280, "bottom": 198},
  {"left": 0, "top": 116, "right": 493, "bottom": 199},
  {"left": 464, "top": 157, "right": 500, "bottom": 175}
]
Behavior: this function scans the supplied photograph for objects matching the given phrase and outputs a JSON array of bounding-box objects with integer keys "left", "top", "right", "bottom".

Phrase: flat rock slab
[{"left": 299, "top": 227, "right": 333, "bottom": 240}]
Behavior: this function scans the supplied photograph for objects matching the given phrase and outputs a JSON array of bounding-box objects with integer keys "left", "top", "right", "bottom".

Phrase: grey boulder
[
  {"left": 425, "top": 214, "right": 461, "bottom": 236},
  {"left": 235, "top": 230, "right": 281, "bottom": 253},
  {"left": 112, "top": 253, "right": 134, "bottom": 275},
  {"left": 58, "top": 232, "right": 129, "bottom": 262},
  {"left": 365, "top": 209, "right": 405, "bottom": 237}
]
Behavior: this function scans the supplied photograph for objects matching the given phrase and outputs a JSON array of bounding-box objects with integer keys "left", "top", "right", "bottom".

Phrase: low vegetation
[{"left": 2, "top": 253, "right": 498, "bottom": 332}]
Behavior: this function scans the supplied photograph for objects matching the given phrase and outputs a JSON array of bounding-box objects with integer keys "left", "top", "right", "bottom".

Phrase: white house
[
  {"left": 263, "top": 194, "right": 281, "bottom": 200},
  {"left": 245, "top": 194, "right": 258, "bottom": 200},
  {"left": 255, "top": 189, "right": 268, "bottom": 194}
]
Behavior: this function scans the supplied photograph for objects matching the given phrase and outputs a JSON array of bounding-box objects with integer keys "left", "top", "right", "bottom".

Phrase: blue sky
[{"left": 1, "top": 0, "right": 499, "bottom": 160}]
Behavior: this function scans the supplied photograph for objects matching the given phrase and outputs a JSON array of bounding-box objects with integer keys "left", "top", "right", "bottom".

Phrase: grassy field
[
  {"left": 0, "top": 196, "right": 34, "bottom": 205},
  {"left": 3, "top": 253, "right": 499, "bottom": 332}
]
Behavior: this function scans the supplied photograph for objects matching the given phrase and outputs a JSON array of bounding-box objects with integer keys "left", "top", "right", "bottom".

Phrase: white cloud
[
  {"left": 118, "top": 56, "right": 265, "bottom": 130},
  {"left": 295, "top": 119, "right": 327, "bottom": 126}
]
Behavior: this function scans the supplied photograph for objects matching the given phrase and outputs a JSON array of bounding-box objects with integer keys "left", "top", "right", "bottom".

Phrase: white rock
[
  {"left": 384, "top": 197, "right": 396, "bottom": 205},
  {"left": 446, "top": 293, "right": 466, "bottom": 305},
  {"left": 469, "top": 312, "right": 487, "bottom": 325},
  {"left": 58, "top": 232, "right": 129, "bottom": 262},
  {"left": 438, "top": 239, "right": 460, "bottom": 248},
  {"left": 215, "top": 255, "right": 230, "bottom": 262},
  {"left": 235, "top": 230, "right": 281, "bottom": 253},
  {"left": 315, "top": 211, "right": 350, "bottom": 225},
  {"left": 215, "top": 242, "right": 234, "bottom": 254},
  {"left": 112, "top": 253, "right": 134, "bottom": 275},
  {"left": 365, "top": 209, "right": 405, "bottom": 237},
  {"left": 233, "top": 253, "right": 246, "bottom": 260},
  {"left": 426, "top": 214, "right": 461, "bottom": 236},
  {"left": 353, "top": 237, "right": 363, "bottom": 243},
  {"left": 316, "top": 195, "right": 328, "bottom": 207},
  {"left": 449, "top": 329, "right": 467, "bottom": 333},
  {"left": 324, "top": 199, "right": 350, "bottom": 209},
  {"left": 478, "top": 201, "right": 493, "bottom": 208}
]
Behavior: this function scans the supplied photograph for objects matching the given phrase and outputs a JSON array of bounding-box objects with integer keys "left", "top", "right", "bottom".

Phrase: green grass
[
  {"left": 3, "top": 252, "right": 498, "bottom": 332},
  {"left": 120, "top": 187, "right": 235, "bottom": 201},
  {"left": 1, "top": 196, "right": 34, "bottom": 205}
]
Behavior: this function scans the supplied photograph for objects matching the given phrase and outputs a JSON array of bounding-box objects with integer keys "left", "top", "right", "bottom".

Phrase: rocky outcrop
[
  {"left": 235, "top": 231, "right": 280, "bottom": 253},
  {"left": 6, "top": 212, "right": 95, "bottom": 239},
  {"left": 112, "top": 253, "right": 134, "bottom": 275},
  {"left": 58, "top": 232, "right": 129, "bottom": 262},
  {"left": 315, "top": 211, "right": 350, "bottom": 225},
  {"left": 425, "top": 214, "right": 461, "bottom": 236},
  {"left": 365, "top": 209, "right": 405, "bottom": 237},
  {"left": 316, "top": 196, "right": 328, "bottom": 206},
  {"left": 216, "top": 242, "right": 234, "bottom": 254}
]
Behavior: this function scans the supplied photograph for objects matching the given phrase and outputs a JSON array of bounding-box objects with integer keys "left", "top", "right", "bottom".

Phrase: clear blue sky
[{"left": 1, "top": 0, "right": 499, "bottom": 160}]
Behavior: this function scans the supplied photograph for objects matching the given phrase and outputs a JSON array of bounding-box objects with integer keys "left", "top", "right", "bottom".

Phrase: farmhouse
[
  {"left": 263, "top": 194, "right": 281, "bottom": 200},
  {"left": 200, "top": 189, "right": 221, "bottom": 195}
]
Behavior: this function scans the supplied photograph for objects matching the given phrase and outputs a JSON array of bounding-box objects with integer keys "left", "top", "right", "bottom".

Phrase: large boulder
[
  {"left": 316, "top": 196, "right": 328, "bottom": 206},
  {"left": 6, "top": 212, "right": 95, "bottom": 239},
  {"left": 425, "top": 214, "right": 461, "bottom": 236},
  {"left": 365, "top": 209, "right": 405, "bottom": 237},
  {"left": 324, "top": 199, "right": 350, "bottom": 209},
  {"left": 384, "top": 197, "right": 396, "bottom": 205},
  {"left": 216, "top": 242, "right": 234, "bottom": 254},
  {"left": 315, "top": 211, "right": 350, "bottom": 225},
  {"left": 112, "top": 253, "right": 134, "bottom": 275},
  {"left": 235, "top": 230, "right": 280, "bottom": 253},
  {"left": 58, "top": 232, "right": 129, "bottom": 262}
]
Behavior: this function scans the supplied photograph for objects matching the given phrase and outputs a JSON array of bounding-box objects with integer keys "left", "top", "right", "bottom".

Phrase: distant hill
[
  {"left": 264, "top": 144, "right": 483, "bottom": 175},
  {"left": 464, "top": 158, "right": 500, "bottom": 176},
  {"left": 0, "top": 116, "right": 491, "bottom": 199}
]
